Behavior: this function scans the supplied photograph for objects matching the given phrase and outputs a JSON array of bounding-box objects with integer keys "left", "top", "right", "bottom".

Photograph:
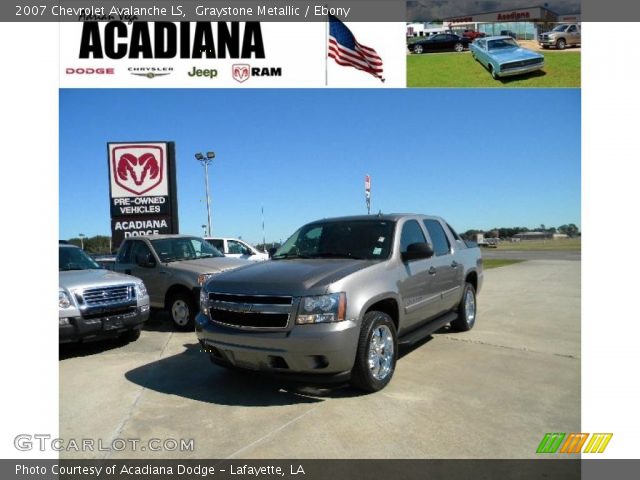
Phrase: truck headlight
[
  {"left": 59, "top": 290, "right": 73, "bottom": 309},
  {"left": 296, "top": 293, "right": 346, "bottom": 324},
  {"left": 134, "top": 281, "right": 147, "bottom": 298},
  {"left": 200, "top": 288, "right": 209, "bottom": 315},
  {"left": 197, "top": 273, "right": 214, "bottom": 286}
]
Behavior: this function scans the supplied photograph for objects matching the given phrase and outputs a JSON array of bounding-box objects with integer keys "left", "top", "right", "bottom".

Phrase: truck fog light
[{"left": 59, "top": 318, "right": 70, "bottom": 326}]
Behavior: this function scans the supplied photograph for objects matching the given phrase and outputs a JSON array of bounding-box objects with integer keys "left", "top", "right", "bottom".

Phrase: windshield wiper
[
  {"left": 308, "top": 252, "right": 366, "bottom": 260},
  {"left": 272, "top": 253, "right": 312, "bottom": 260}
]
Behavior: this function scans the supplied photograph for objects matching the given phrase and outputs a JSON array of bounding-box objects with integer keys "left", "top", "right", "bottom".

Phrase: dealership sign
[{"left": 108, "top": 142, "right": 179, "bottom": 247}]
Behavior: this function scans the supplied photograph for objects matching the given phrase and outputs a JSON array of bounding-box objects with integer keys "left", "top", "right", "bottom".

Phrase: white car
[{"left": 204, "top": 237, "right": 269, "bottom": 261}]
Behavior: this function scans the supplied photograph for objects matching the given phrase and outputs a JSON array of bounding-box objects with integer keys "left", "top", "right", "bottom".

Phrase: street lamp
[
  {"left": 78, "top": 233, "right": 86, "bottom": 250},
  {"left": 195, "top": 151, "right": 216, "bottom": 237}
]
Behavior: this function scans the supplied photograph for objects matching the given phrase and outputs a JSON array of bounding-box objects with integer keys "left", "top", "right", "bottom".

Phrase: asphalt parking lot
[{"left": 60, "top": 258, "right": 580, "bottom": 459}]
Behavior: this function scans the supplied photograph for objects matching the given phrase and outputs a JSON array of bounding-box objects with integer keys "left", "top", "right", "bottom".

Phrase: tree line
[{"left": 462, "top": 223, "right": 580, "bottom": 240}]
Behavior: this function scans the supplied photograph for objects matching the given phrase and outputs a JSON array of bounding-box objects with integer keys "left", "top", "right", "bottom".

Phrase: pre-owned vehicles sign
[{"left": 107, "top": 142, "right": 179, "bottom": 247}]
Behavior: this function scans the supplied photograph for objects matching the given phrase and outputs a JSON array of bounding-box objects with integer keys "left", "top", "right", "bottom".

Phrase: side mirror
[
  {"left": 135, "top": 252, "right": 156, "bottom": 268},
  {"left": 244, "top": 248, "right": 254, "bottom": 256},
  {"left": 401, "top": 242, "right": 434, "bottom": 262}
]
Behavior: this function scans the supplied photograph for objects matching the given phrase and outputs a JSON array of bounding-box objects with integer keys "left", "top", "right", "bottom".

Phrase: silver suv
[{"left": 59, "top": 244, "right": 150, "bottom": 343}]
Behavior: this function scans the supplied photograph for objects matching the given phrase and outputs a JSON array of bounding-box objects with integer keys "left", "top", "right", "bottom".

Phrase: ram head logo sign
[
  {"left": 111, "top": 145, "right": 165, "bottom": 195},
  {"left": 232, "top": 64, "right": 250, "bottom": 83}
]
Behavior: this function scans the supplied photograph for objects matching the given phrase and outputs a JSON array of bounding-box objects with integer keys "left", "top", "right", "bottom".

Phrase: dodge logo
[
  {"left": 232, "top": 64, "right": 250, "bottom": 83},
  {"left": 111, "top": 145, "right": 165, "bottom": 195}
]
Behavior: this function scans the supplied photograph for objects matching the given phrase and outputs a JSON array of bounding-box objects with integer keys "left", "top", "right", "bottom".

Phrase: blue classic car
[{"left": 469, "top": 36, "right": 544, "bottom": 79}]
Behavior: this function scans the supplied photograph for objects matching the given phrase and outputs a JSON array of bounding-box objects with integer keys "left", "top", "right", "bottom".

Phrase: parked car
[
  {"left": 462, "top": 30, "right": 486, "bottom": 41},
  {"left": 408, "top": 33, "right": 470, "bottom": 54},
  {"left": 500, "top": 30, "right": 517, "bottom": 39},
  {"left": 538, "top": 23, "right": 581, "bottom": 50},
  {"left": 59, "top": 244, "right": 149, "bottom": 343},
  {"left": 204, "top": 237, "right": 269, "bottom": 261},
  {"left": 470, "top": 36, "right": 544, "bottom": 79},
  {"left": 196, "top": 214, "right": 483, "bottom": 392},
  {"left": 113, "top": 234, "right": 249, "bottom": 330}
]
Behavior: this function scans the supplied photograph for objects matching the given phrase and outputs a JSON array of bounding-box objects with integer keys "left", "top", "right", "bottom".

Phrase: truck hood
[
  {"left": 60, "top": 269, "right": 140, "bottom": 290},
  {"left": 206, "top": 258, "right": 377, "bottom": 296},
  {"left": 491, "top": 47, "right": 542, "bottom": 63},
  {"left": 165, "top": 256, "right": 250, "bottom": 275}
]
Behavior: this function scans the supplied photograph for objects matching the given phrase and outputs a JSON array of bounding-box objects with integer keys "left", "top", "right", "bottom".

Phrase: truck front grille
[
  {"left": 81, "top": 285, "right": 134, "bottom": 306},
  {"left": 207, "top": 293, "right": 294, "bottom": 330}
]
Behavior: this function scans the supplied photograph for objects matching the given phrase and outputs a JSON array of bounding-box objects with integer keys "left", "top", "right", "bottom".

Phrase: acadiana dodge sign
[{"left": 107, "top": 141, "right": 179, "bottom": 247}]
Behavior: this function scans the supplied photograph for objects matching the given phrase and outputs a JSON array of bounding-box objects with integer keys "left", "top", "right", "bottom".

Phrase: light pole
[
  {"left": 78, "top": 233, "right": 85, "bottom": 250},
  {"left": 195, "top": 151, "right": 215, "bottom": 237}
]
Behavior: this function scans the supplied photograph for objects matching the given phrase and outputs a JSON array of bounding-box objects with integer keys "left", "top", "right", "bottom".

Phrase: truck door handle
[
  {"left": 428, "top": 267, "right": 437, "bottom": 275},
  {"left": 451, "top": 261, "right": 459, "bottom": 268}
]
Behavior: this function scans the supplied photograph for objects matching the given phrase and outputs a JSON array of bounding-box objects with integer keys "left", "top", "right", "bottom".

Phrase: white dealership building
[{"left": 408, "top": 6, "right": 581, "bottom": 40}]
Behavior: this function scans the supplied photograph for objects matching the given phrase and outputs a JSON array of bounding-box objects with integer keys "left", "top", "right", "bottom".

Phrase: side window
[
  {"left": 130, "top": 241, "right": 152, "bottom": 263},
  {"left": 568, "top": 25, "right": 576, "bottom": 32},
  {"left": 227, "top": 240, "right": 246, "bottom": 255},
  {"left": 116, "top": 241, "right": 132, "bottom": 263},
  {"left": 446, "top": 223, "right": 462, "bottom": 241},
  {"left": 423, "top": 219, "right": 451, "bottom": 256},
  {"left": 208, "top": 239, "right": 224, "bottom": 251},
  {"left": 400, "top": 220, "right": 427, "bottom": 253}
]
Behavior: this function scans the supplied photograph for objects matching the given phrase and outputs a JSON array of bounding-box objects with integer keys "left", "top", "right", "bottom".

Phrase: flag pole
[{"left": 325, "top": 14, "right": 329, "bottom": 86}]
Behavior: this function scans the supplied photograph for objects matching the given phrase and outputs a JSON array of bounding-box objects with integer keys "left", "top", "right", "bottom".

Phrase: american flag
[{"left": 328, "top": 15, "right": 384, "bottom": 82}]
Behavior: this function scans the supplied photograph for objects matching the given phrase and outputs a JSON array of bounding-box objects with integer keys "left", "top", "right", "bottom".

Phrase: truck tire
[
  {"left": 169, "top": 292, "right": 196, "bottom": 331},
  {"left": 451, "top": 283, "right": 477, "bottom": 332},
  {"left": 351, "top": 311, "right": 397, "bottom": 392},
  {"left": 556, "top": 38, "right": 566, "bottom": 50}
]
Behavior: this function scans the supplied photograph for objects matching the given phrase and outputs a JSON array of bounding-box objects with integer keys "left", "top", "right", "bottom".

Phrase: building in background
[{"left": 442, "top": 6, "right": 581, "bottom": 40}]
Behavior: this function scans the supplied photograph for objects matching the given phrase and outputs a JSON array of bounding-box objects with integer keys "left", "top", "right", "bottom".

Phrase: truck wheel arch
[
  {"left": 164, "top": 284, "right": 194, "bottom": 310},
  {"left": 465, "top": 270, "right": 478, "bottom": 292},
  {"left": 361, "top": 296, "right": 400, "bottom": 332}
]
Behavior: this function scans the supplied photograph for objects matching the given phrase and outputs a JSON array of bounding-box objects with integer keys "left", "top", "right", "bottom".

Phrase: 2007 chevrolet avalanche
[{"left": 196, "top": 214, "right": 483, "bottom": 392}]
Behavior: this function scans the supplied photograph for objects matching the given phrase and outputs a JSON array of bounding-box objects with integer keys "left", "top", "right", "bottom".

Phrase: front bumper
[
  {"left": 497, "top": 62, "right": 544, "bottom": 77},
  {"left": 195, "top": 313, "right": 360, "bottom": 379},
  {"left": 538, "top": 39, "right": 556, "bottom": 46},
  {"left": 59, "top": 306, "right": 150, "bottom": 343}
]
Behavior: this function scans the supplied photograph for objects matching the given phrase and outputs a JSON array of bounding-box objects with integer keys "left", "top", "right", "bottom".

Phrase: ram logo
[
  {"left": 232, "top": 64, "right": 250, "bottom": 83},
  {"left": 112, "top": 146, "right": 165, "bottom": 195}
]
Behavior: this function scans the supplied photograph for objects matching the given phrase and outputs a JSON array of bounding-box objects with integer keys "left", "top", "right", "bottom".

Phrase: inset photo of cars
[{"left": 406, "top": 6, "right": 580, "bottom": 87}]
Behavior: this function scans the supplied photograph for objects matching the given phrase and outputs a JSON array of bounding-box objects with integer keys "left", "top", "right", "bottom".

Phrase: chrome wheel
[
  {"left": 368, "top": 325, "right": 395, "bottom": 381},
  {"left": 413, "top": 44, "right": 423, "bottom": 54},
  {"left": 465, "top": 288, "right": 476, "bottom": 327},
  {"left": 172, "top": 299, "right": 191, "bottom": 327},
  {"left": 454, "top": 42, "right": 464, "bottom": 52}
]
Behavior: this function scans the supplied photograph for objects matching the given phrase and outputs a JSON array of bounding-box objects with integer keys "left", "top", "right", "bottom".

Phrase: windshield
[
  {"left": 273, "top": 220, "right": 395, "bottom": 260},
  {"left": 552, "top": 25, "right": 569, "bottom": 32},
  {"left": 59, "top": 246, "right": 101, "bottom": 271},
  {"left": 150, "top": 237, "right": 224, "bottom": 263},
  {"left": 488, "top": 38, "right": 519, "bottom": 50}
]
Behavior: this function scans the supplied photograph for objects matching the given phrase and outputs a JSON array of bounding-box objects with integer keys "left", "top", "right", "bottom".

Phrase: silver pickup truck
[
  {"left": 196, "top": 214, "right": 483, "bottom": 392},
  {"left": 113, "top": 235, "right": 249, "bottom": 330},
  {"left": 59, "top": 244, "right": 150, "bottom": 343},
  {"left": 538, "top": 23, "right": 581, "bottom": 50}
]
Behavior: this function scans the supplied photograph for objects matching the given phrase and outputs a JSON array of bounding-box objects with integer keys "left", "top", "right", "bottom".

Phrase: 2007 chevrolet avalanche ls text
[{"left": 196, "top": 214, "right": 483, "bottom": 392}]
